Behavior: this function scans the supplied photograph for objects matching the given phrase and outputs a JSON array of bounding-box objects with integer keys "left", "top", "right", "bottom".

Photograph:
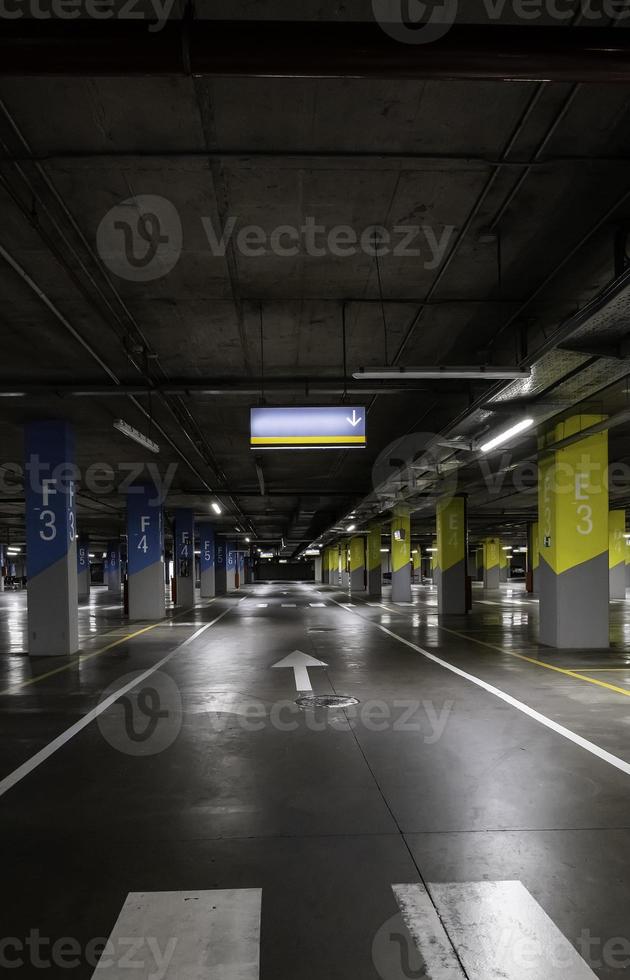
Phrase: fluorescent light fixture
[
  {"left": 479, "top": 418, "right": 534, "bottom": 453},
  {"left": 624, "top": 533, "right": 630, "bottom": 540},
  {"left": 347, "top": 524, "right": 356, "bottom": 532},
  {"left": 304, "top": 549, "right": 320, "bottom": 556},
  {"left": 211, "top": 501, "right": 222, "bottom": 515},
  {"left": 426, "top": 547, "right": 437, "bottom": 553},
  {"left": 7, "top": 548, "right": 21, "bottom": 554},
  {"left": 245, "top": 537, "right": 250, "bottom": 543},
  {"left": 502, "top": 546, "right": 512, "bottom": 551},
  {"left": 259, "top": 551, "right": 274, "bottom": 558},
  {"left": 353, "top": 366, "right": 530, "bottom": 381},
  {"left": 89, "top": 553, "right": 96, "bottom": 558},
  {"left": 380, "top": 548, "right": 389, "bottom": 553},
  {"left": 113, "top": 418, "right": 160, "bottom": 454},
  {"left": 279, "top": 559, "right": 288, "bottom": 564}
]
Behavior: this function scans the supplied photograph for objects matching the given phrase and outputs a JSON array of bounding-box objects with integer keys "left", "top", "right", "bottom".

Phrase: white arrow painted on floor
[
  {"left": 393, "top": 880, "right": 598, "bottom": 979},
  {"left": 346, "top": 409, "right": 362, "bottom": 427},
  {"left": 91, "top": 888, "right": 261, "bottom": 978},
  {"left": 271, "top": 650, "right": 327, "bottom": 692}
]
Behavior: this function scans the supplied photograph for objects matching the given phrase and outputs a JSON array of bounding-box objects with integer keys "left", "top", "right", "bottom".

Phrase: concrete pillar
[
  {"left": 199, "top": 522, "right": 215, "bottom": 598},
  {"left": 391, "top": 508, "right": 411, "bottom": 602},
  {"left": 174, "top": 508, "right": 195, "bottom": 608},
  {"left": 215, "top": 538, "right": 227, "bottom": 595},
  {"left": 25, "top": 421, "right": 79, "bottom": 656},
  {"left": 483, "top": 538, "right": 501, "bottom": 589},
  {"left": 226, "top": 540, "right": 237, "bottom": 591},
  {"left": 436, "top": 495, "right": 467, "bottom": 615},
  {"left": 539, "top": 415, "right": 608, "bottom": 649},
  {"left": 430, "top": 538, "right": 439, "bottom": 589},
  {"left": 77, "top": 534, "right": 90, "bottom": 600},
  {"left": 412, "top": 546, "right": 421, "bottom": 583},
  {"left": 340, "top": 543, "right": 350, "bottom": 589},
  {"left": 609, "top": 510, "right": 626, "bottom": 599},
  {"left": 626, "top": 537, "right": 630, "bottom": 590},
  {"left": 475, "top": 547, "right": 483, "bottom": 582},
  {"left": 107, "top": 540, "right": 121, "bottom": 594},
  {"left": 0, "top": 544, "right": 5, "bottom": 592},
  {"left": 349, "top": 535, "right": 366, "bottom": 593},
  {"left": 367, "top": 524, "right": 382, "bottom": 597},
  {"left": 499, "top": 541, "right": 508, "bottom": 582},
  {"left": 314, "top": 555, "right": 322, "bottom": 582},
  {"left": 127, "top": 482, "right": 165, "bottom": 621},
  {"left": 527, "top": 522, "right": 539, "bottom": 594}
]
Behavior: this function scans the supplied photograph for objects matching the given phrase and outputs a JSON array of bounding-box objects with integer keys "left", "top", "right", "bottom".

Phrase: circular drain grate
[{"left": 296, "top": 694, "right": 359, "bottom": 709}]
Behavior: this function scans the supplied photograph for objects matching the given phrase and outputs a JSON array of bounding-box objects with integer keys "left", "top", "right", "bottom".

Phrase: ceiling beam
[{"left": 3, "top": 22, "right": 630, "bottom": 83}]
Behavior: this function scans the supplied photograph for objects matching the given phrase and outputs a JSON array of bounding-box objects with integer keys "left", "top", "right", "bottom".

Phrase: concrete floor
[{"left": 1, "top": 582, "right": 630, "bottom": 978}]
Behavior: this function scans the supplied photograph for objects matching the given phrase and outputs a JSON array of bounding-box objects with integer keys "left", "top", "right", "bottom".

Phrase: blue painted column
[
  {"left": 198, "top": 522, "right": 215, "bottom": 598},
  {"left": 127, "top": 482, "right": 165, "bottom": 621},
  {"left": 107, "top": 540, "right": 121, "bottom": 594},
  {"left": 174, "top": 508, "right": 195, "bottom": 608},
  {"left": 77, "top": 534, "right": 90, "bottom": 600},
  {"left": 215, "top": 538, "right": 227, "bottom": 595},
  {"left": 226, "top": 539, "right": 237, "bottom": 591},
  {"left": 25, "top": 421, "right": 79, "bottom": 656}
]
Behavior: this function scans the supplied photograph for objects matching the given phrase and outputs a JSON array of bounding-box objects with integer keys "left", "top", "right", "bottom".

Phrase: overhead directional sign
[{"left": 250, "top": 406, "right": 366, "bottom": 449}]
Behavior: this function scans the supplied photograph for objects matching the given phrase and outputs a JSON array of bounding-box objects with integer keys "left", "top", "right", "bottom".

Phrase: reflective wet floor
[{"left": 2, "top": 582, "right": 630, "bottom": 978}]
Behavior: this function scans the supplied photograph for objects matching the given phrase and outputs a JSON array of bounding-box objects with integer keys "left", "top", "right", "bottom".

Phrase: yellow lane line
[
  {"left": 356, "top": 595, "right": 630, "bottom": 701},
  {"left": 0, "top": 599, "right": 217, "bottom": 696}
]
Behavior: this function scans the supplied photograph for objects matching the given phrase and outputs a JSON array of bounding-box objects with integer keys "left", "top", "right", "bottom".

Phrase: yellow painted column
[
  {"left": 527, "top": 522, "right": 539, "bottom": 593},
  {"left": 366, "top": 523, "right": 382, "bottom": 596},
  {"left": 436, "top": 495, "right": 467, "bottom": 614},
  {"left": 349, "top": 535, "right": 366, "bottom": 593},
  {"left": 539, "top": 415, "right": 609, "bottom": 648},
  {"left": 482, "top": 537, "right": 501, "bottom": 589},
  {"left": 391, "top": 508, "right": 411, "bottom": 602},
  {"left": 609, "top": 510, "right": 626, "bottom": 600},
  {"left": 499, "top": 541, "right": 508, "bottom": 582}
]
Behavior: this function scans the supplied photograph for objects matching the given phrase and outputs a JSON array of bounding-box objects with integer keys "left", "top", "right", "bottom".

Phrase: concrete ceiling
[{"left": 3, "top": 7, "right": 630, "bottom": 552}]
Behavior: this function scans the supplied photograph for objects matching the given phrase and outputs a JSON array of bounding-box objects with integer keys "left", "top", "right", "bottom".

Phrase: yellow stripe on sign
[{"left": 251, "top": 435, "right": 366, "bottom": 445}]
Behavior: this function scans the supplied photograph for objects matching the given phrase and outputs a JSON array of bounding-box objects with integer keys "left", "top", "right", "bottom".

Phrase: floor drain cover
[{"left": 296, "top": 694, "right": 359, "bottom": 709}]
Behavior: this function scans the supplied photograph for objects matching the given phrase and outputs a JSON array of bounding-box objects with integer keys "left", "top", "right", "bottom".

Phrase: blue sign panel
[
  {"left": 199, "top": 523, "right": 215, "bottom": 573},
  {"left": 107, "top": 541, "right": 120, "bottom": 573},
  {"left": 77, "top": 537, "right": 89, "bottom": 574},
  {"left": 250, "top": 406, "right": 366, "bottom": 449},
  {"left": 25, "top": 421, "right": 76, "bottom": 580},
  {"left": 127, "top": 484, "right": 163, "bottom": 575},
  {"left": 227, "top": 541, "right": 237, "bottom": 572},
  {"left": 216, "top": 539, "right": 226, "bottom": 570},
  {"left": 175, "top": 509, "right": 194, "bottom": 560}
]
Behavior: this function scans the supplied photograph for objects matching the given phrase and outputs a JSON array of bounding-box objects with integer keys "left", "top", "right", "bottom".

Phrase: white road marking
[
  {"left": 281, "top": 603, "right": 297, "bottom": 608},
  {"left": 91, "top": 888, "right": 261, "bottom": 978},
  {"left": 430, "top": 880, "right": 597, "bottom": 979},
  {"left": 392, "top": 884, "right": 465, "bottom": 979},
  {"left": 328, "top": 598, "right": 630, "bottom": 778},
  {"left": 271, "top": 650, "right": 327, "bottom": 692},
  {"left": 0, "top": 612, "right": 232, "bottom": 799},
  {"left": 257, "top": 603, "right": 268, "bottom": 608},
  {"left": 309, "top": 602, "right": 326, "bottom": 607}
]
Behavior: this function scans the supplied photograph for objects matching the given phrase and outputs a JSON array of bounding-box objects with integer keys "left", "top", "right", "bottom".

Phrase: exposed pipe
[
  {"left": 0, "top": 379, "right": 432, "bottom": 397},
  {"left": 3, "top": 22, "right": 630, "bottom": 82}
]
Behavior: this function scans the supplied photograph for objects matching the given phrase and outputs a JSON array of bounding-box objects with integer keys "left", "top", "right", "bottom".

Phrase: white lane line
[
  {"left": 92, "top": 888, "right": 261, "bottom": 978},
  {"left": 257, "top": 603, "right": 268, "bottom": 608},
  {"left": 309, "top": 602, "right": 326, "bottom": 607},
  {"left": 328, "top": 598, "right": 630, "bottom": 778},
  {"left": 392, "top": 884, "right": 465, "bottom": 979},
  {"left": 0, "top": 611, "right": 232, "bottom": 799},
  {"left": 430, "top": 880, "right": 597, "bottom": 979},
  {"left": 281, "top": 603, "right": 297, "bottom": 608}
]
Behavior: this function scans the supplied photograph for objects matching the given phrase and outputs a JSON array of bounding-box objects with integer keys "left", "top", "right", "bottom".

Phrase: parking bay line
[
  {"left": 328, "top": 597, "right": 630, "bottom": 779},
  {"left": 0, "top": 608, "right": 234, "bottom": 799}
]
